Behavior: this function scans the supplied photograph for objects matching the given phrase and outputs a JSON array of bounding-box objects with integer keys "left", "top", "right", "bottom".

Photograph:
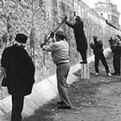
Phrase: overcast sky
[{"left": 82, "top": 0, "right": 121, "bottom": 25}]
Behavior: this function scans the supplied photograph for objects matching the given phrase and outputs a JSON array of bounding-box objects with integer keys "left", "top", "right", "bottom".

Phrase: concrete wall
[{"left": 0, "top": 0, "right": 121, "bottom": 82}]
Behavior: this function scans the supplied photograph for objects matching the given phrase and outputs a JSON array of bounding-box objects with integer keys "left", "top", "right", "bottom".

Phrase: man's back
[
  {"left": 51, "top": 40, "right": 70, "bottom": 65},
  {"left": 91, "top": 40, "right": 103, "bottom": 56},
  {"left": 1, "top": 44, "right": 35, "bottom": 95}
]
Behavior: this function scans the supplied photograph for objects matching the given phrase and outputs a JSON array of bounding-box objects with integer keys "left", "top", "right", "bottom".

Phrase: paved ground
[{"left": 23, "top": 54, "right": 121, "bottom": 121}]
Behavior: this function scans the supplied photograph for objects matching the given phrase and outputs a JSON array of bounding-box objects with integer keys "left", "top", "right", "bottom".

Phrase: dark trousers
[
  {"left": 95, "top": 53, "right": 110, "bottom": 73},
  {"left": 78, "top": 49, "right": 87, "bottom": 62},
  {"left": 113, "top": 55, "right": 120, "bottom": 74},
  {"left": 11, "top": 95, "right": 24, "bottom": 121}
]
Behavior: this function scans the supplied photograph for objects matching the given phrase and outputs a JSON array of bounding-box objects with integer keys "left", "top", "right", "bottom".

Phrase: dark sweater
[{"left": 66, "top": 21, "right": 88, "bottom": 51}]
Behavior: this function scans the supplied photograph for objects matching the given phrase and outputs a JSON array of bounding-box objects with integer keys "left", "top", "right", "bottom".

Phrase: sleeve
[
  {"left": 1, "top": 49, "right": 8, "bottom": 68},
  {"left": 65, "top": 21, "right": 74, "bottom": 28},
  {"left": 42, "top": 42, "right": 58, "bottom": 51},
  {"left": 0, "top": 49, "right": 8, "bottom": 83}
]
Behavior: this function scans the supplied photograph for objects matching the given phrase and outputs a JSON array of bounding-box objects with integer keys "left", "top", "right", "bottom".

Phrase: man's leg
[
  {"left": 56, "top": 63, "right": 72, "bottom": 108},
  {"left": 113, "top": 56, "right": 120, "bottom": 75},
  {"left": 116, "top": 56, "right": 120, "bottom": 74},
  {"left": 79, "top": 49, "right": 87, "bottom": 63},
  {"left": 95, "top": 56, "right": 99, "bottom": 73},
  {"left": 101, "top": 54, "right": 110, "bottom": 74},
  {"left": 11, "top": 95, "right": 24, "bottom": 121},
  {"left": 112, "top": 55, "right": 117, "bottom": 74}
]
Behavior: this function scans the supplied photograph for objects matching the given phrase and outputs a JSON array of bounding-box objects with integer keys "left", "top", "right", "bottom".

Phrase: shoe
[
  {"left": 111, "top": 72, "right": 120, "bottom": 75},
  {"left": 80, "top": 61, "right": 87, "bottom": 64},
  {"left": 107, "top": 72, "right": 111, "bottom": 76},
  {"left": 95, "top": 72, "right": 99, "bottom": 75},
  {"left": 111, "top": 72, "right": 117, "bottom": 75},
  {"left": 57, "top": 101, "right": 65, "bottom": 105}
]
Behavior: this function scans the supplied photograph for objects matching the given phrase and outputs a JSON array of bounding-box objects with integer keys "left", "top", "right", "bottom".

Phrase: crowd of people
[
  {"left": 0, "top": 15, "right": 121, "bottom": 121},
  {"left": 90, "top": 34, "right": 121, "bottom": 76}
]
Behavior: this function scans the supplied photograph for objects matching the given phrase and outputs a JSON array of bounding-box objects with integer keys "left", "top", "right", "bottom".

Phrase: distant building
[{"left": 95, "top": 0, "right": 120, "bottom": 28}]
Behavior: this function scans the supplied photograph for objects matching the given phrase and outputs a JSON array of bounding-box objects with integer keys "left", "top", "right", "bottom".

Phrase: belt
[{"left": 56, "top": 62, "right": 69, "bottom": 66}]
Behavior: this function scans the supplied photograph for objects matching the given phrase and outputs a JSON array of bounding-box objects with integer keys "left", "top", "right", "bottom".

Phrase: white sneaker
[
  {"left": 95, "top": 73, "right": 99, "bottom": 75},
  {"left": 107, "top": 72, "right": 111, "bottom": 76}
]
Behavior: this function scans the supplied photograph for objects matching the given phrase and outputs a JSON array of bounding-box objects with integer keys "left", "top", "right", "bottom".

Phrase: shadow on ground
[
  {"left": 23, "top": 102, "right": 56, "bottom": 121},
  {"left": 24, "top": 56, "right": 121, "bottom": 121}
]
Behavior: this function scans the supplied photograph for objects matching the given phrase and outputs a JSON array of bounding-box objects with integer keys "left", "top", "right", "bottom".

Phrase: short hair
[
  {"left": 75, "top": 16, "right": 82, "bottom": 22},
  {"left": 55, "top": 30, "right": 66, "bottom": 40}
]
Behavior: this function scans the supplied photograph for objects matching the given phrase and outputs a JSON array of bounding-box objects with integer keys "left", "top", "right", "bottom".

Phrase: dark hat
[{"left": 15, "top": 33, "right": 27, "bottom": 43}]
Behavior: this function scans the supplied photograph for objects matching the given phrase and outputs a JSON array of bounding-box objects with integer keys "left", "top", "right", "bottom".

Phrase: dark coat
[
  {"left": 1, "top": 44, "right": 35, "bottom": 96},
  {"left": 66, "top": 21, "right": 88, "bottom": 51},
  {"left": 111, "top": 45, "right": 121, "bottom": 57},
  {"left": 90, "top": 40, "right": 103, "bottom": 56}
]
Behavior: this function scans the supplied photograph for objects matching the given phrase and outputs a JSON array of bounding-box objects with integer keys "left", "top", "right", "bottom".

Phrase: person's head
[
  {"left": 75, "top": 16, "right": 82, "bottom": 23},
  {"left": 109, "top": 35, "right": 117, "bottom": 47},
  {"left": 98, "top": 40, "right": 102, "bottom": 44},
  {"left": 112, "top": 34, "right": 116, "bottom": 40},
  {"left": 109, "top": 36, "right": 113, "bottom": 45},
  {"left": 15, "top": 33, "right": 28, "bottom": 45},
  {"left": 93, "top": 36, "right": 97, "bottom": 40},
  {"left": 55, "top": 30, "right": 66, "bottom": 41},
  {"left": 93, "top": 36, "right": 98, "bottom": 44},
  {"left": 90, "top": 42, "right": 94, "bottom": 48},
  {"left": 116, "top": 35, "right": 121, "bottom": 41}
]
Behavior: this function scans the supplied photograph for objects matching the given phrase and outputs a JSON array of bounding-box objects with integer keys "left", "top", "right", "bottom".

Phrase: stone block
[{"left": 81, "top": 63, "right": 90, "bottom": 79}]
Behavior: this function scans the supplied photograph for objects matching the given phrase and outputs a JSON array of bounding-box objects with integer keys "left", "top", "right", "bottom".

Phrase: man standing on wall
[
  {"left": 65, "top": 16, "right": 88, "bottom": 64},
  {"left": 1, "top": 33, "right": 35, "bottom": 121},
  {"left": 41, "top": 30, "right": 72, "bottom": 109}
]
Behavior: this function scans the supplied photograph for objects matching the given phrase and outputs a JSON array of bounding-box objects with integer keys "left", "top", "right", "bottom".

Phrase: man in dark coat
[
  {"left": 90, "top": 36, "right": 111, "bottom": 76},
  {"left": 109, "top": 35, "right": 121, "bottom": 75},
  {"left": 1, "top": 33, "right": 35, "bottom": 121},
  {"left": 65, "top": 16, "right": 88, "bottom": 63}
]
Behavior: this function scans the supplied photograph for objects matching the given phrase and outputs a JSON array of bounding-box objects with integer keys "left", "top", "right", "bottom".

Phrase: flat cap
[{"left": 15, "top": 33, "right": 27, "bottom": 43}]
